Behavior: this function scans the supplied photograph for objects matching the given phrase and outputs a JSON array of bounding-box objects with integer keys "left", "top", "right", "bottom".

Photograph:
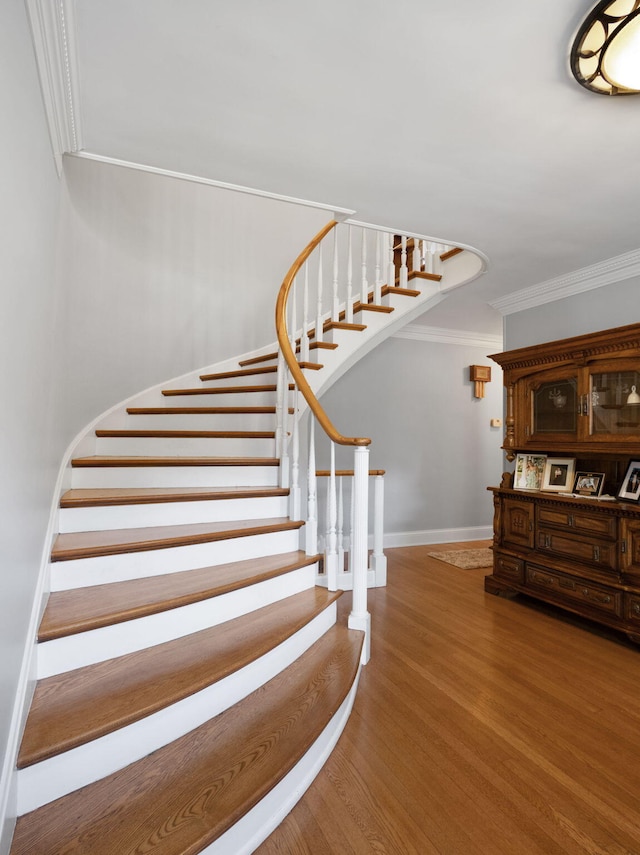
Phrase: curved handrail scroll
[{"left": 275, "top": 219, "right": 371, "bottom": 447}]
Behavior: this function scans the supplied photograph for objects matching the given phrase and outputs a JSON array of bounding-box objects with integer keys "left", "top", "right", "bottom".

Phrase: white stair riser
[
  {"left": 21, "top": 601, "right": 337, "bottom": 814},
  {"left": 161, "top": 390, "right": 276, "bottom": 407},
  {"left": 71, "top": 464, "right": 279, "bottom": 490},
  {"left": 95, "top": 436, "right": 275, "bottom": 457},
  {"left": 50, "top": 528, "right": 301, "bottom": 591},
  {"left": 59, "top": 495, "right": 289, "bottom": 533},
  {"left": 124, "top": 413, "right": 277, "bottom": 431},
  {"left": 208, "top": 668, "right": 361, "bottom": 855},
  {"left": 38, "top": 563, "right": 318, "bottom": 678}
]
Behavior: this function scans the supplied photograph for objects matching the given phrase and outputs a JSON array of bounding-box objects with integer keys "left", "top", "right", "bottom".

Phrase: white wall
[
  {"left": 53, "top": 155, "right": 330, "bottom": 432},
  {"left": 0, "top": 1, "right": 63, "bottom": 848},
  {"left": 316, "top": 335, "right": 505, "bottom": 543},
  {"left": 504, "top": 278, "right": 640, "bottom": 350}
]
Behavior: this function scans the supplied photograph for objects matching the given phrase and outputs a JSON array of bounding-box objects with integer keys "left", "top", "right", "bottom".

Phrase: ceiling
[{"left": 67, "top": 0, "right": 640, "bottom": 335}]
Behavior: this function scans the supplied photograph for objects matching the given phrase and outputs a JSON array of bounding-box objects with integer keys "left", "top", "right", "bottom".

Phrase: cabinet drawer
[
  {"left": 526, "top": 565, "right": 622, "bottom": 618},
  {"left": 536, "top": 529, "right": 617, "bottom": 572},
  {"left": 536, "top": 506, "right": 617, "bottom": 540},
  {"left": 494, "top": 552, "right": 524, "bottom": 584},
  {"left": 626, "top": 595, "right": 640, "bottom": 625}
]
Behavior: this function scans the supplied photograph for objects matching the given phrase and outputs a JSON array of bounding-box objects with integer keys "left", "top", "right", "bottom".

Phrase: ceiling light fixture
[{"left": 571, "top": 0, "right": 640, "bottom": 94}]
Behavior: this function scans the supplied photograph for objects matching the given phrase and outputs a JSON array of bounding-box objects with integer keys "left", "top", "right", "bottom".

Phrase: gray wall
[
  {"left": 504, "top": 277, "right": 640, "bottom": 350},
  {"left": 0, "top": 1, "right": 63, "bottom": 844},
  {"left": 317, "top": 335, "right": 505, "bottom": 542}
]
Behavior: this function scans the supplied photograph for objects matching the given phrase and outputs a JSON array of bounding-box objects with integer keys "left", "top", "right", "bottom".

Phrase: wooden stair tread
[
  {"left": 39, "top": 551, "right": 317, "bottom": 641},
  {"left": 21, "top": 587, "right": 340, "bottom": 767},
  {"left": 60, "top": 486, "right": 288, "bottom": 508},
  {"left": 238, "top": 352, "right": 278, "bottom": 366},
  {"left": 127, "top": 406, "right": 276, "bottom": 414},
  {"left": 322, "top": 320, "right": 366, "bottom": 332},
  {"left": 95, "top": 429, "right": 276, "bottom": 439},
  {"left": 381, "top": 284, "right": 421, "bottom": 297},
  {"left": 352, "top": 302, "right": 394, "bottom": 315},
  {"left": 12, "top": 626, "right": 362, "bottom": 855},
  {"left": 162, "top": 384, "right": 277, "bottom": 396},
  {"left": 441, "top": 246, "right": 463, "bottom": 261},
  {"left": 200, "top": 366, "right": 277, "bottom": 381},
  {"left": 408, "top": 270, "right": 442, "bottom": 282},
  {"left": 71, "top": 455, "right": 279, "bottom": 468},
  {"left": 51, "top": 517, "right": 303, "bottom": 562}
]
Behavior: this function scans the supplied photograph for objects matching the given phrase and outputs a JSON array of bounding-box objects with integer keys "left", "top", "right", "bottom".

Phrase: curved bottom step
[{"left": 11, "top": 625, "right": 363, "bottom": 855}]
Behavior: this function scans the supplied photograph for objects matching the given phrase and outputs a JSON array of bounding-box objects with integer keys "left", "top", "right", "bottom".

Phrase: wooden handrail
[{"left": 275, "top": 219, "right": 371, "bottom": 447}]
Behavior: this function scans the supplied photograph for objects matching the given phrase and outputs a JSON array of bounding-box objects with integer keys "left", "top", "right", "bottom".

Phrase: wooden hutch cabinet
[{"left": 486, "top": 323, "right": 640, "bottom": 643}]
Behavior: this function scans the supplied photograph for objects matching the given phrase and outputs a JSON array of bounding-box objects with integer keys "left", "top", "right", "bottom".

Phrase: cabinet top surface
[{"left": 489, "top": 486, "right": 640, "bottom": 515}]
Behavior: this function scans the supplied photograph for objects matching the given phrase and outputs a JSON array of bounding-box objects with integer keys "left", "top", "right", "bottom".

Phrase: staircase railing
[{"left": 275, "top": 219, "right": 476, "bottom": 664}]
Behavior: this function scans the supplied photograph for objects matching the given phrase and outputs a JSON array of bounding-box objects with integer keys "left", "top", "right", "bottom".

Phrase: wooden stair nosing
[
  {"left": 127, "top": 406, "right": 277, "bottom": 415},
  {"left": 352, "top": 302, "right": 394, "bottom": 315},
  {"left": 95, "top": 430, "right": 276, "bottom": 439},
  {"left": 39, "top": 551, "right": 319, "bottom": 641},
  {"left": 20, "top": 587, "right": 340, "bottom": 768},
  {"left": 50, "top": 518, "right": 304, "bottom": 563},
  {"left": 408, "top": 270, "right": 442, "bottom": 282},
  {"left": 71, "top": 456, "right": 280, "bottom": 468},
  {"left": 200, "top": 366, "right": 278, "bottom": 382},
  {"left": 60, "top": 486, "right": 289, "bottom": 509},
  {"left": 162, "top": 384, "right": 277, "bottom": 396},
  {"left": 11, "top": 626, "right": 362, "bottom": 855},
  {"left": 322, "top": 320, "right": 367, "bottom": 333},
  {"left": 441, "top": 246, "right": 463, "bottom": 261},
  {"left": 381, "top": 284, "right": 421, "bottom": 297},
  {"left": 238, "top": 352, "right": 278, "bottom": 367}
]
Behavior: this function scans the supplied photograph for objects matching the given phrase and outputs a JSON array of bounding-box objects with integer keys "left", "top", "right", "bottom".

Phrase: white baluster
[
  {"left": 346, "top": 225, "right": 354, "bottom": 324},
  {"left": 290, "top": 275, "right": 298, "bottom": 356},
  {"left": 276, "top": 350, "right": 288, "bottom": 489},
  {"left": 290, "top": 389, "right": 301, "bottom": 520},
  {"left": 337, "top": 475, "right": 345, "bottom": 579},
  {"left": 360, "top": 228, "right": 368, "bottom": 309},
  {"left": 332, "top": 228, "right": 340, "bottom": 322},
  {"left": 420, "top": 239, "right": 427, "bottom": 274},
  {"left": 387, "top": 232, "right": 396, "bottom": 289},
  {"left": 315, "top": 243, "right": 324, "bottom": 345},
  {"left": 306, "top": 418, "right": 318, "bottom": 556},
  {"left": 400, "top": 235, "right": 408, "bottom": 289},
  {"left": 370, "top": 473, "right": 387, "bottom": 586},
  {"left": 374, "top": 231, "right": 382, "bottom": 304},
  {"left": 301, "top": 261, "right": 310, "bottom": 363},
  {"left": 325, "top": 442, "right": 339, "bottom": 590},
  {"left": 412, "top": 237, "right": 420, "bottom": 277},
  {"left": 349, "top": 445, "right": 371, "bottom": 664}
]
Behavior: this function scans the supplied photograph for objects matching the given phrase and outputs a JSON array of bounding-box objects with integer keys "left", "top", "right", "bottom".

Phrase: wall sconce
[
  {"left": 571, "top": 0, "right": 640, "bottom": 94},
  {"left": 470, "top": 365, "right": 491, "bottom": 398}
]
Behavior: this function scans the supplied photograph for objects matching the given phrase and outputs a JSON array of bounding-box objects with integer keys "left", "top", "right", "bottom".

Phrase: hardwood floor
[{"left": 257, "top": 542, "right": 640, "bottom": 854}]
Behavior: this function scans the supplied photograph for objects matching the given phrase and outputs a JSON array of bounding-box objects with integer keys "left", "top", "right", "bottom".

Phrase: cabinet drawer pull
[
  {"left": 581, "top": 588, "right": 611, "bottom": 605},
  {"left": 593, "top": 546, "right": 600, "bottom": 562}
]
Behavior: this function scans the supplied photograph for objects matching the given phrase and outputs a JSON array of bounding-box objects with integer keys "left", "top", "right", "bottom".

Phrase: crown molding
[
  {"left": 490, "top": 248, "right": 640, "bottom": 316},
  {"left": 25, "top": 0, "right": 82, "bottom": 174},
  {"left": 393, "top": 324, "right": 503, "bottom": 350}
]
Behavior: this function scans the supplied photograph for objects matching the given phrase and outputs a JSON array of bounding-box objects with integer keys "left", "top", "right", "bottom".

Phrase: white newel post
[
  {"left": 370, "top": 474, "right": 387, "bottom": 586},
  {"left": 306, "top": 418, "right": 318, "bottom": 556},
  {"left": 349, "top": 445, "right": 371, "bottom": 664}
]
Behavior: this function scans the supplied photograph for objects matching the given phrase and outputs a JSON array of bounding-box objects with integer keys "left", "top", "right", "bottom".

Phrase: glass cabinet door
[
  {"left": 528, "top": 375, "right": 579, "bottom": 441},
  {"left": 590, "top": 363, "right": 640, "bottom": 440}
]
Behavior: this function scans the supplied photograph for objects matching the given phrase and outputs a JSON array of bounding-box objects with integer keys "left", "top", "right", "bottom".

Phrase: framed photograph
[
  {"left": 618, "top": 461, "right": 640, "bottom": 502},
  {"left": 513, "top": 453, "right": 547, "bottom": 491},
  {"left": 542, "top": 457, "right": 576, "bottom": 493},
  {"left": 572, "top": 471, "right": 605, "bottom": 497}
]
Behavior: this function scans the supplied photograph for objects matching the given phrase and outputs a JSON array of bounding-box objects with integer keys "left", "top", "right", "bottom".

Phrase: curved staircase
[{"left": 9, "top": 221, "right": 487, "bottom": 854}]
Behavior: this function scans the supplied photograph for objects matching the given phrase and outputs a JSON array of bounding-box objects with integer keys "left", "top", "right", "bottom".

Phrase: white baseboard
[{"left": 384, "top": 526, "right": 493, "bottom": 548}]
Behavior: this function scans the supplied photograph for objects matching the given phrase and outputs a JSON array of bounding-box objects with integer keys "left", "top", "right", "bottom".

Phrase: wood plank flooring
[{"left": 257, "top": 542, "right": 640, "bottom": 854}]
